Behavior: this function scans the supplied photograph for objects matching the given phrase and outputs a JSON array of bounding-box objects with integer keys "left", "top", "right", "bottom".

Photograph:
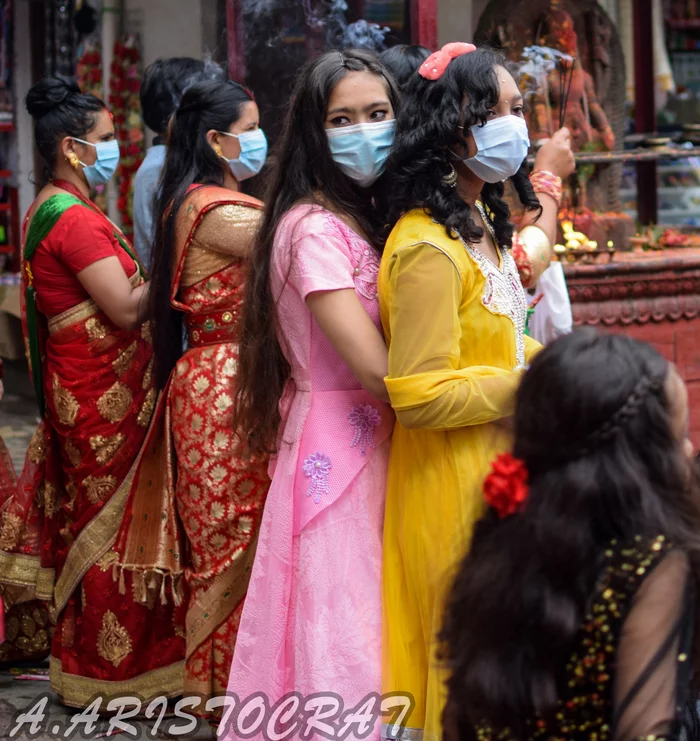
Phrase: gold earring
[
  {"left": 68, "top": 153, "right": 80, "bottom": 169},
  {"left": 213, "top": 142, "right": 224, "bottom": 158},
  {"left": 442, "top": 165, "right": 458, "bottom": 188}
]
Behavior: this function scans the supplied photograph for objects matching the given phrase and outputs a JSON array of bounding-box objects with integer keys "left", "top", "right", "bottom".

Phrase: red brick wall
[{"left": 602, "top": 319, "right": 700, "bottom": 448}]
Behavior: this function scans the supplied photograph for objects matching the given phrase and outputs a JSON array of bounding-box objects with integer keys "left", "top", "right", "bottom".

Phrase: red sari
[
  {"left": 115, "top": 185, "right": 269, "bottom": 705},
  {"left": 0, "top": 183, "right": 185, "bottom": 706}
]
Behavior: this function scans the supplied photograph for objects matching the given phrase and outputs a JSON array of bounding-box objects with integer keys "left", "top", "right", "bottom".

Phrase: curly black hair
[{"left": 383, "top": 47, "right": 541, "bottom": 248}]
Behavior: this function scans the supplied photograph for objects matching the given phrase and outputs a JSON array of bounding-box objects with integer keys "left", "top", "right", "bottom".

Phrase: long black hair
[
  {"left": 149, "top": 79, "right": 253, "bottom": 389},
  {"left": 440, "top": 329, "right": 700, "bottom": 738},
  {"left": 383, "top": 47, "right": 541, "bottom": 248},
  {"left": 233, "top": 49, "right": 400, "bottom": 455},
  {"left": 26, "top": 76, "right": 107, "bottom": 180}
]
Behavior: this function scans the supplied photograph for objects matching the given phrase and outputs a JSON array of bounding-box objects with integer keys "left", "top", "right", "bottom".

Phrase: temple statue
[
  {"left": 527, "top": 4, "right": 616, "bottom": 152},
  {"left": 476, "top": 0, "right": 635, "bottom": 250}
]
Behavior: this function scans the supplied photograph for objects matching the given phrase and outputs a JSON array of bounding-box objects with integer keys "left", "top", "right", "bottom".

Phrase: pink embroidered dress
[{"left": 221, "top": 204, "right": 392, "bottom": 740}]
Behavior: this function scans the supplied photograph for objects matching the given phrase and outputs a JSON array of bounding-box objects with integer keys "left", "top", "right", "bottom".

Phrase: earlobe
[
  {"left": 62, "top": 137, "right": 80, "bottom": 169},
  {"left": 206, "top": 130, "right": 224, "bottom": 159}
]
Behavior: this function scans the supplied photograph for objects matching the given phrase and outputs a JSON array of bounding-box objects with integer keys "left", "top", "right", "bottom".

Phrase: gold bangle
[{"left": 519, "top": 225, "right": 553, "bottom": 285}]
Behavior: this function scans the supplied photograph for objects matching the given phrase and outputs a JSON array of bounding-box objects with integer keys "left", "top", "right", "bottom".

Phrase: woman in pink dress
[{"left": 220, "top": 50, "right": 399, "bottom": 740}]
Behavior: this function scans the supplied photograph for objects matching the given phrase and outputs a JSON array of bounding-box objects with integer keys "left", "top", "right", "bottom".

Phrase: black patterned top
[{"left": 472, "top": 535, "right": 696, "bottom": 741}]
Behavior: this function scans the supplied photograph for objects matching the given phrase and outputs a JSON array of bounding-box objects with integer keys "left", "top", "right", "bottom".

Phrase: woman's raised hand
[{"left": 534, "top": 128, "right": 576, "bottom": 180}]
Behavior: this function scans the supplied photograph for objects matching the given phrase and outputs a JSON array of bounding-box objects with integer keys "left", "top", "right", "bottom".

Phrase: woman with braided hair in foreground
[{"left": 441, "top": 329, "right": 700, "bottom": 741}]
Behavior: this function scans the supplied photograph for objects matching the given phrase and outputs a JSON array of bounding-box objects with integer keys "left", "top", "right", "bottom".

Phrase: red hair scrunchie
[{"left": 419, "top": 42, "right": 477, "bottom": 81}]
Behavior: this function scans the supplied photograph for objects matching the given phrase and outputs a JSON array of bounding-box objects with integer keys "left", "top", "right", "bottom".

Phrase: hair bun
[{"left": 26, "top": 76, "right": 82, "bottom": 120}]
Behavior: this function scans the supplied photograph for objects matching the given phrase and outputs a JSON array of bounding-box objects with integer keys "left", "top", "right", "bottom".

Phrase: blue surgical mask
[
  {"left": 327, "top": 120, "right": 396, "bottom": 187},
  {"left": 219, "top": 129, "right": 268, "bottom": 181},
  {"left": 464, "top": 115, "right": 530, "bottom": 183},
  {"left": 74, "top": 138, "right": 121, "bottom": 188}
]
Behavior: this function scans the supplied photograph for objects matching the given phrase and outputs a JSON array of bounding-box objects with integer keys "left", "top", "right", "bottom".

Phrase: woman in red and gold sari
[
  {"left": 0, "top": 77, "right": 185, "bottom": 706},
  {"left": 120, "top": 79, "right": 269, "bottom": 707}
]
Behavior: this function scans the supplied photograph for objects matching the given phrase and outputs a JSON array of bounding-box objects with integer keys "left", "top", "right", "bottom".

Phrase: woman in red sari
[
  {"left": 0, "top": 77, "right": 185, "bottom": 706},
  {"left": 120, "top": 79, "right": 269, "bottom": 707}
]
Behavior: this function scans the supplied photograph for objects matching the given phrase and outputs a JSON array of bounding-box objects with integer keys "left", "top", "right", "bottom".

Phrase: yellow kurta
[{"left": 378, "top": 209, "right": 540, "bottom": 739}]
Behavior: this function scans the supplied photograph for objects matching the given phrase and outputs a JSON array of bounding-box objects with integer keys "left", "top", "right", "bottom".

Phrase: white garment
[
  {"left": 620, "top": 0, "right": 676, "bottom": 109},
  {"left": 528, "top": 262, "right": 573, "bottom": 345}
]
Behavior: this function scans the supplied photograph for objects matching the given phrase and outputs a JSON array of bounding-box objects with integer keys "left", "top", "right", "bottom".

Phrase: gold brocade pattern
[
  {"left": 181, "top": 248, "right": 240, "bottom": 287},
  {"left": 0, "top": 602, "right": 50, "bottom": 664},
  {"left": 97, "top": 610, "right": 133, "bottom": 667},
  {"left": 0, "top": 511, "right": 22, "bottom": 550},
  {"left": 90, "top": 433, "right": 126, "bottom": 465},
  {"left": 49, "top": 656, "right": 185, "bottom": 710},
  {"left": 97, "top": 550, "right": 120, "bottom": 571},
  {"left": 180, "top": 204, "right": 260, "bottom": 287},
  {"left": 27, "top": 427, "right": 46, "bottom": 465},
  {"left": 48, "top": 297, "right": 99, "bottom": 335},
  {"left": 141, "top": 321, "right": 153, "bottom": 345},
  {"left": 52, "top": 375, "right": 80, "bottom": 427},
  {"left": 43, "top": 482, "right": 58, "bottom": 518},
  {"left": 83, "top": 475, "right": 117, "bottom": 504},
  {"left": 142, "top": 358, "right": 154, "bottom": 390},
  {"left": 112, "top": 342, "right": 138, "bottom": 377},
  {"left": 97, "top": 382, "right": 133, "bottom": 424},
  {"left": 85, "top": 317, "right": 108, "bottom": 342},
  {"left": 64, "top": 440, "right": 82, "bottom": 468},
  {"left": 136, "top": 388, "right": 156, "bottom": 428}
]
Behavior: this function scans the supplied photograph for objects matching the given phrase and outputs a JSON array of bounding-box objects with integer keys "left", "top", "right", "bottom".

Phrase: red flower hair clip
[
  {"left": 419, "top": 42, "right": 477, "bottom": 81},
  {"left": 483, "top": 453, "right": 529, "bottom": 518}
]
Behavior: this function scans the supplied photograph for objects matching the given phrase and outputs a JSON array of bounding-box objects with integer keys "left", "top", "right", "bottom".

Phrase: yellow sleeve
[
  {"left": 525, "top": 334, "right": 542, "bottom": 364},
  {"left": 385, "top": 242, "right": 524, "bottom": 430}
]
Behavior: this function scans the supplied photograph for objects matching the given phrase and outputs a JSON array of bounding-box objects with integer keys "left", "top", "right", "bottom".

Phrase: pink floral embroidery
[
  {"left": 323, "top": 211, "right": 379, "bottom": 301},
  {"left": 303, "top": 452, "right": 332, "bottom": 504},
  {"left": 348, "top": 404, "right": 381, "bottom": 456}
]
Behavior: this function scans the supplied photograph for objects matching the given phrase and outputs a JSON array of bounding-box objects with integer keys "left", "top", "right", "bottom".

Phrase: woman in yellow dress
[{"left": 378, "top": 45, "right": 575, "bottom": 740}]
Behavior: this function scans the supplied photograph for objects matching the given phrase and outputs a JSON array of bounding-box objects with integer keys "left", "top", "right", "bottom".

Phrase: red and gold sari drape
[
  {"left": 0, "top": 193, "right": 185, "bottom": 706},
  {"left": 115, "top": 185, "right": 269, "bottom": 706}
]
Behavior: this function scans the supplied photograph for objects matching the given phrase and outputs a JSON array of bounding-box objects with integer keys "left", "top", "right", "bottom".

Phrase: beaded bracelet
[{"left": 530, "top": 169, "right": 563, "bottom": 206}]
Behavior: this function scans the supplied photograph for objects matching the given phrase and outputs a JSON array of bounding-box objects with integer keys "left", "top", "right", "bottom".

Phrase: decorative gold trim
[
  {"left": 185, "top": 534, "right": 257, "bottom": 659},
  {"left": 53, "top": 462, "right": 138, "bottom": 615},
  {"left": 48, "top": 298, "right": 99, "bottom": 335},
  {"left": 97, "top": 382, "right": 133, "bottom": 424},
  {"left": 48, "top": 272, "right": 140, "bottom": 336},
  {"left": 52, "top": 375, "right": 80, "bottom": 427},
  {"left": 97, "top": 610, "right": 133, "bottom": 667},
  {"left": 49, "top": 656, "right": 185, "bottom": 709},
  {"left": 89, "top": 433, "right": 126, "bottom": 465},
  {"left": 136, "top": 388, "right": 156, "bottom": 428},
  {"left": 0, "top": 550, "right": 55, "bottom": 599}
]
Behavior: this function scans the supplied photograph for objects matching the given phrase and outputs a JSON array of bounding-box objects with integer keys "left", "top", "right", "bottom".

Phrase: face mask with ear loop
[
  {"left": 217, "top": 129, "right": 268, "bottom": 181},
  {"left": 72, "top": 138, "right": 121, "bottom": 188},
  {"left": 461, "top": 115, "right": 530, "bottom": 183}
]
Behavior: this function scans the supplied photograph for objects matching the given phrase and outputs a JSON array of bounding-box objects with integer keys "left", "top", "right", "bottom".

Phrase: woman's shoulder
[
  {"left": 35, "top": 198, "right": 109, "bottom": 246},
  {"left": 276, "top": 203, "right": 352, "bottom": 252},
  {"left": 183, "top": 184, "right": 263, "bottom": 216},
  {"left": 384, "top": 208, "right": 470, "bottom": 273}
]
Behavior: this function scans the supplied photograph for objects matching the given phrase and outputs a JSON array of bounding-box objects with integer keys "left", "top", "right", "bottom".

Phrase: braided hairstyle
[
  {"left": 381, "top": 47, "right": 541, "bottom": 248},
  {"left": 440, "top": 329, "right": 700, "bottom": 738}
]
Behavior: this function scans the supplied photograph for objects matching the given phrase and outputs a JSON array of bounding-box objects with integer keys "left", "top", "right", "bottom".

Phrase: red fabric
[{"left": 30, "top": 206, "right": 138, "bottom": 317}]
